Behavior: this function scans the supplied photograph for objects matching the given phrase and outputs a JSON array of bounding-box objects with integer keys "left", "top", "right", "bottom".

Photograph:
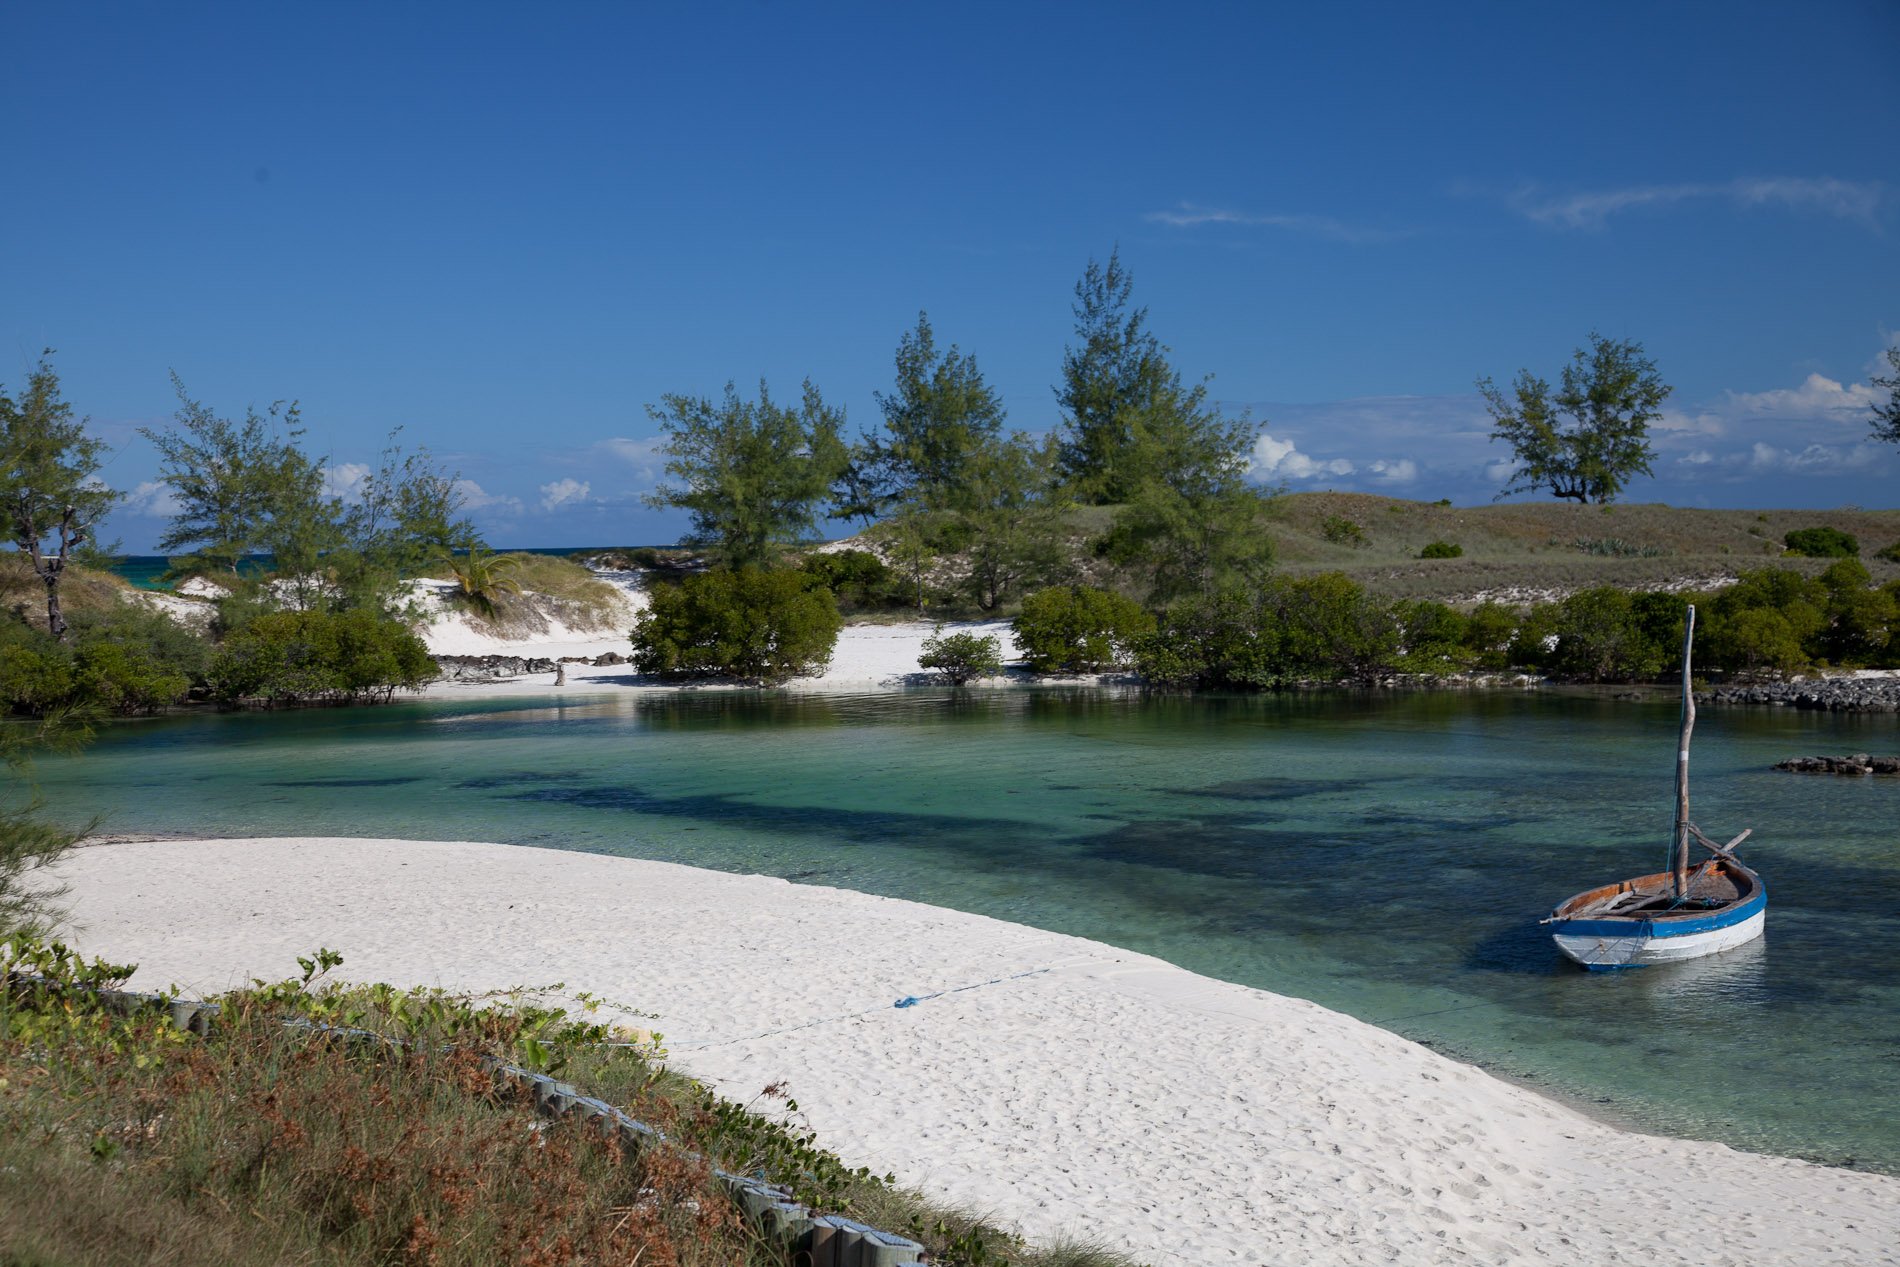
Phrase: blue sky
[{"left": 4, "top": 1, "right": 1897, "bottom": 550}]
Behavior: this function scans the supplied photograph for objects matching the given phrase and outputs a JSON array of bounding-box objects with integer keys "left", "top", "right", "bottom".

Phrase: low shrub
[
  {"left": 207, "top": 608, "right": 434, "bottom": 705},
  {"left": 1012, "top": 586, "right": 1153, "bottom": 674},
  {"left": 800, "top": 549, "right": 901, "bottom": 611},
  {"left": 1418, "top": 541, "right": 1462, "bottom": 559},
  {"left": 918, "top": 626, "right": 1004, "bottom": 684},
  {"left": 630, "top": 566, "right": 843, "bottom": 684},
  {"left": 1875, "top": 539, "right": 1900, "bottom": 564},
  {"left": 1319, "top": 514, "right": 1365, "bottom": 546},
  {"left": 1783, "top": 526, "right": 1859, "bottom": 558}
]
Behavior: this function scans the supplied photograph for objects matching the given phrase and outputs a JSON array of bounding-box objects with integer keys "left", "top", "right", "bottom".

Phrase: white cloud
[
  {"left": 322, "top": 462, "right": 371, "bottom": 500},
  {"left": 454, "top": 479, "right": 522, "bottom": 515},
  {"left": 1675, "top": 441, "right": 1882, "bottom": 477},
  {"left": 120, "top": 480, "right": 180, "bottom": 516},
  {"left": 1512, "top": 177, "right": 1881, "bottom": 231},
  {"left": 1248, "top": 432, "right": 1355, "bottom": 481},
  {"left": 539, "top": 478, "right": 592, "bottom": 512},
  {"left": 592, "top": 436, "right": 664, "bottom": 487},
  {"left": 1144, "top": 203, "right": 1412, "bottom": 244},
  {"left": 1367, "top": 459, "right": 1418, "bottom": 485}
]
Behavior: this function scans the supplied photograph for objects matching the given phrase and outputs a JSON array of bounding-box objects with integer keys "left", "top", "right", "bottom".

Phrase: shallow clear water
[{"left": 26, "top": 688, "right": 1900, "bottom": 1172}]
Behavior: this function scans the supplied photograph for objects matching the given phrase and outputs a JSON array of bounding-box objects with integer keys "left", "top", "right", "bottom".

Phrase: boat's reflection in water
[{"left": 1621, "top": 935, "right": 1770, "bottom": 1009}]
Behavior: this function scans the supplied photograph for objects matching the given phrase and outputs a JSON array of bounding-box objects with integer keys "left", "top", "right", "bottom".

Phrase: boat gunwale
[{"left": 1548, "top": 859, "right": 1764, "bottom": 936}]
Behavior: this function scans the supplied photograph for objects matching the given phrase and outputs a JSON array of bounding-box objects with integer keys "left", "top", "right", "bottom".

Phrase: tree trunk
[{"left": 43, "top": 568, "right": 67, "bottom": 641}]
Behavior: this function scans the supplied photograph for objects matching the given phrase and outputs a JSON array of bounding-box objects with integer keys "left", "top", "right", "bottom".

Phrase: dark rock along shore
[
  {"left": 1700, "top": 678, "right": 1900, "bottom": 713},
  {"left": 1773, "top": 753, "right": 1900, "bottom": 775}
]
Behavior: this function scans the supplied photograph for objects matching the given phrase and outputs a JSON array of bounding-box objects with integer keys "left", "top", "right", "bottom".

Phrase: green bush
[
  {"left": 1702, "top": 568, "right": 1826, "bottom": 675},
  {"left": 1131, "top": 591, "right": 1279, "bottom": 689},
  {"left": 1875, "top": 539, "right": 1900, "bottom": 564},
  {"left": 630, "top": 566, "right": 843, "bottom": 684},
  {"left": 1815, "top": 558, "right": 1896, "bottom": 666},
  {"left": 1418, "top": 541, "right": 1462, "bottom": 559},
  {"left": 1319, "top": 514, "right": 1365, "bottom": 546},
  {"left": 1545, "top": 587, "right": 1673, "bottom": 680},
  {"left": 1133, "top": 575, "right": 1410, "bottom": 688},
  {"left": 1783, "top": 526, "right": 1859, "bottom": 558},
  {"left": 1012, "top": 585, "right": 1153, "bottom": 673},
  {"left": 918, "top": 626, "right": 1004, "bottom": 684},
  {"left": 1393, "top": 600, "right": 1467, "bottom": 672},
  {"left": 1262, "top": 573, "right": 1401, "bottom": 682},
  {"left": 800, "top": 549, "right": 900, "bottom": 611},
  {"left": 1, "top": 606, "right": 201, "bottom": 716},
  {"left": 207, "top": 608, "right": 434, "bottom": 705},
  {"left": 1461, "top": 601, "right": 1519, "bottom": 671}
]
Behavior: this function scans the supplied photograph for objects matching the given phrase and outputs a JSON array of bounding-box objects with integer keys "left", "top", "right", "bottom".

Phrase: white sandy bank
[
  {"left": 53, "top": 838, "right": 1896, "bottom": 1267},
  {"left": 420, "top": 615, "right": 1026, "bottom": 696}
]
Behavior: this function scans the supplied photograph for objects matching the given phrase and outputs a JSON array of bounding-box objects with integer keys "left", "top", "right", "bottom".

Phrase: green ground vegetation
[
  {"left": 0, "top": 940, "right": 1134, "bottom": 1267},
  {"left": 1110, "top": 558, "right": 1898, "bottom": 688}
]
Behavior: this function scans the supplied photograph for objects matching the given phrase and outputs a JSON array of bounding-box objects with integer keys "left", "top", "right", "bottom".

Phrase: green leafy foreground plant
[
  {"left": 0, "top": 940, "right": 1145, "bottom": 1267},
  {"left": 918, "top": 626, "right": 1005, "bottom": 684}
]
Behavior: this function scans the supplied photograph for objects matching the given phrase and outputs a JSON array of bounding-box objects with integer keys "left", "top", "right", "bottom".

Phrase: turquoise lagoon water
[{"left": 26, "top": 689, "right": 1900, "bottom": 1172}]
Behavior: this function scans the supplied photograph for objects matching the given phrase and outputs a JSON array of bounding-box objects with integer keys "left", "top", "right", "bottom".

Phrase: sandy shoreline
[{"left": 52, "top": 837, "right": 1899, "bottom": 1266}]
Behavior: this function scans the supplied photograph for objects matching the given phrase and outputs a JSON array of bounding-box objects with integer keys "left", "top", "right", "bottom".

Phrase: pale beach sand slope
[{"left": 54, "top": 838, "right": 1897, "bottom": 1267}]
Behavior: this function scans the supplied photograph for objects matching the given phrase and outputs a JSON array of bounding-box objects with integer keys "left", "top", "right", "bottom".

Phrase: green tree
[
  {"left": 444, "top": 546, "right": 524, "bottom": 618},
  {"left": 1870, "top": 345, "right": 1900, "bottom": 447},
  {"left": 1054, "top": 249, "right": 1179, "bottom": 503},
  {"left": 1, "top": 708, "right": 98, "bottom": 938},
  {"left": 842, "top": 313, "right": 1008, "bottom": 517},
  {"left": 1, "top": 354, "right": 121, "bottom": 642},
  {"left": 1479, "top": 333, "right": 1670, "bottom": 504},
  {"left": 330, "top": 431, "right": 481, "bottom": 611},
  {"left": 948, "top": 432, "right": 1067, "bottom": 612},
  {"left": 918, "top": 626, "right": 1005, "bottom": 684},
  {"left": 1098, "top": 389, "right": 1269, "bottom": 604},
  {"left": 630, "top": 567, "right": 843, "bottom": 684},
  {"left": 142, "top": 376, "right": 329, "bottom": 577},
  {"left": 645, "top": 380, "right": 849, "bottom": 569}
]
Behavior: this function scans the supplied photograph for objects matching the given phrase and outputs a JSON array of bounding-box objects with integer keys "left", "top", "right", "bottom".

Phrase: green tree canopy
[
  {"left": 1, "top": 354, "right": 121, "bottom": 641},
  {"left": 1870, "top": 345, "right": 1900, "bottom": 447},
  {"left": 644, "top": 380, "right": 848, "bottom": 569},
  {"left": 1098, "top": 384, "right": 1269, "bottom": 605},
  {"left": 838, "top": 313, "right": 1007, "bottom": 520},
  {"left": 1054, "top": 249, "right": 1181, "bottom": 503},
  {"left": 141, "top": 375, "right": 329, "bottom": 576},
  {"left": 1479, "top": 333, "right": 1669, "bottom": 504}
]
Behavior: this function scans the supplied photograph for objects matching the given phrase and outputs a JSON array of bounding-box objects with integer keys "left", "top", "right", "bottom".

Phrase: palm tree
[{"left": 444, "top": 547, "right": 523, "bottom": 618}]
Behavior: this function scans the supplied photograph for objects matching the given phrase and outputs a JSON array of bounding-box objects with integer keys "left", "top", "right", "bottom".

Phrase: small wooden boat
[{"left": 1546, "top": 605, "right": 1767, "bottom": 970}]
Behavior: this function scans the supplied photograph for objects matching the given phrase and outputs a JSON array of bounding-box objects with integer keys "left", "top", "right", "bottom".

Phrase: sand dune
[{"left": 54, "top": 837, "right": 1900, "bottom": 1266}]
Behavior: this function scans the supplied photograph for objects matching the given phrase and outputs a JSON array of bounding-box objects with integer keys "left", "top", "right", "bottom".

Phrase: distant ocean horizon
[{"left": 103, "top": 547, "right": 614, "bottom": 591}]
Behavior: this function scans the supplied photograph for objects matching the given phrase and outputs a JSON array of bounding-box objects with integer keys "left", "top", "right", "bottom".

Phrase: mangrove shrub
[{"left": 630, "top": 567, "right": 843, "bottom": 684}]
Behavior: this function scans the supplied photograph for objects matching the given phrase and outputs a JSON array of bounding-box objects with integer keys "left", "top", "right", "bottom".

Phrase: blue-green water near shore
[{"left": 26, "top": 689, "right": 1900, "bottom": 1172}]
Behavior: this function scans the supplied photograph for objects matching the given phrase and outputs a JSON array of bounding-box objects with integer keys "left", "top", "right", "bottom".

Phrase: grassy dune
[{"left": 1261, "top": 493, "right": 1900, "bottom": 603}]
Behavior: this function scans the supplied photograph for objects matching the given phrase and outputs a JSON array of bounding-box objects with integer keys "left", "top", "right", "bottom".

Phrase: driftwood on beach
[{"left": 1773, "top": 753, "right": 1900, "bottom": 775}]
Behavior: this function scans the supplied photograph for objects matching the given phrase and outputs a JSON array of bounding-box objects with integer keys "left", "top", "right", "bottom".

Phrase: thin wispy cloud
[
  {"left": 1512, "top": 177, "right": 1881, "bottom": 231},
  {"left": 1145, "top": 203, "right": 1412, "bottom": 244}
]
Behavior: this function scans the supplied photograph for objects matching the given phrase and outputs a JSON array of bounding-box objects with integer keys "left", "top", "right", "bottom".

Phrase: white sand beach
[
  {"left": 415, "top": 563, "right": 1028, "bottom": 696},
  {"left": 53, "top": 837, "right": 1900, "bottom": 1267}
]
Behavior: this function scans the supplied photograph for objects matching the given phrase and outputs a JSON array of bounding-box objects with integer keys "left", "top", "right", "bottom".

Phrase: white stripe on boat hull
[{"left": 1552, "top": 909, "right": 1765, "bottom": 969}]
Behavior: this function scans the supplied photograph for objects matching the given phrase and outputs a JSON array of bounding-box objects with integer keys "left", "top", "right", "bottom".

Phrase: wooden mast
[{"left": 1673, "top": 605, "right": 1697, "bottom": 898}]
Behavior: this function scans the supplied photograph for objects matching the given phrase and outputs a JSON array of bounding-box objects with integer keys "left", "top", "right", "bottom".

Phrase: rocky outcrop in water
[
  {"left": 1699, "top": 679, "right": 1900, "bottom": 712},
  {"left": 1774, "top": 753, "right": 1900, "bottom": 775}
]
